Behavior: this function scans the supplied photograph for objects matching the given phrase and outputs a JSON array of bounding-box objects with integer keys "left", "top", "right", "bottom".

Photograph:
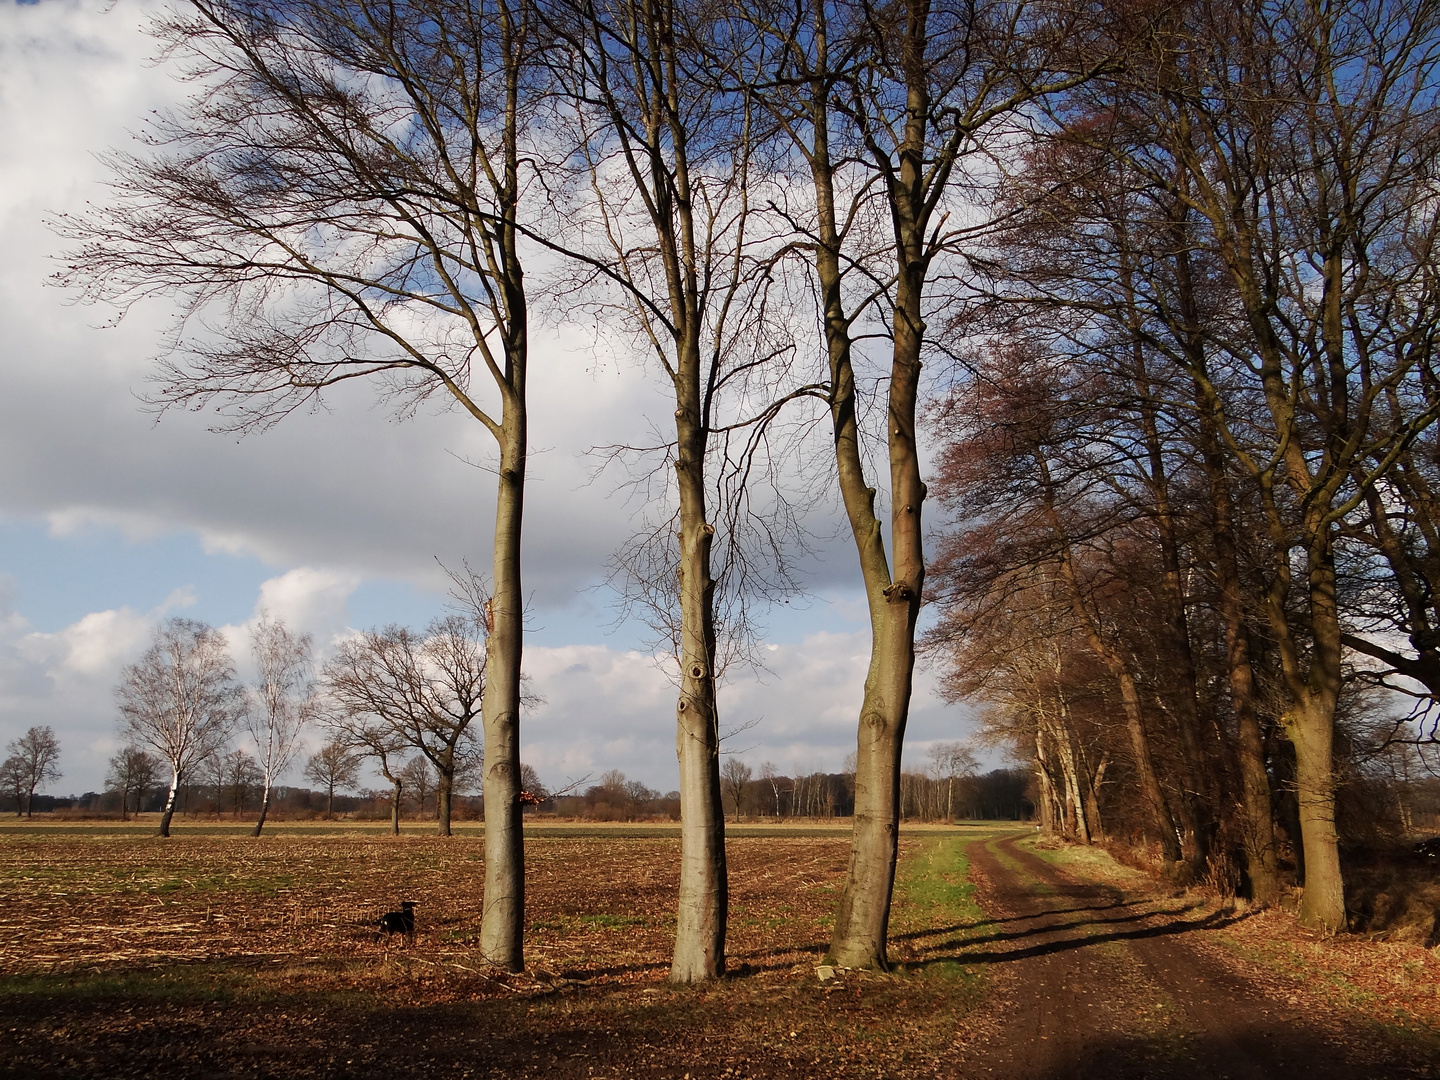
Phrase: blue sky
[{"left": 0, "top": 0, "right": 980, "bottom": 797}]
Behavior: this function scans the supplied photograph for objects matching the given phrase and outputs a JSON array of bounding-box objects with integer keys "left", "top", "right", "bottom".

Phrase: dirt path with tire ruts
[{"left": 954, "top": 833, "right": 1436, "bottom": 1079}]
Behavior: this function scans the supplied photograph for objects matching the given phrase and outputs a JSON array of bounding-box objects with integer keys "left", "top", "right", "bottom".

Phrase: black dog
[{"left": 376, "top": 900, "right": 416, "bottom": 944}]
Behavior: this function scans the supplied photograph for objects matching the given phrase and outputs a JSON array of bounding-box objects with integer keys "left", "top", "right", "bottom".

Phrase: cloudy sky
[{"left": 0, "top": 0, "right": 980, "bottom": 799}]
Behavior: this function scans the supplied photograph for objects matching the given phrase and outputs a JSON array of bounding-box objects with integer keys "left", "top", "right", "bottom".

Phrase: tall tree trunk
[
  {"left": 252, "top": 782, "right": 271, "bottom": 837},
  {"left": 478, "top": 23, "right": 529, "bottom": 967},
  {"left": 390, "top": 779, "right": 402, "bottom": 836},
  {"left": 809, "top": 61, "right": 925, "bottom": 970},
  {"left": 437, "top": 769, "right": 454, "bottom": 838},
  {"left": 669, "top": 336, "right": 727, "bottom": 983},
  {"left": 1084, "top": 755, "right": 1108, "bottom": 843},
  {"left": 1120, "top": 257, "right": 1212, "bottom": 872},
  {"left": 159, "top": 766, "right": 180, "bottom": 838},
  {"left": 1115, "top": 665, "right": 1183, "bottom": 865},
  {"left": 1289, "top": 694, "right": 1343, "bottom": 927},
  {"left": 795, "top": 5, "right": 924, "bottom": 970},
  {"left": 1043, "top": 475, "right": 1182, "bottom": 865},
  {"left": 1197, "top": 395, "right": 1280, "bottom": 905},
  {"left": 1277, "top": 533, "right": 1346, "bottom": 930},
  {"left": 1051, "top": 710, "right": 1090, "bottom": 845},
  {"left": 1034, "top": 742, "right": 1058, "bottom": 838},
  {"left": 825, "top": 260, "right": 924, "bottom": 971}
]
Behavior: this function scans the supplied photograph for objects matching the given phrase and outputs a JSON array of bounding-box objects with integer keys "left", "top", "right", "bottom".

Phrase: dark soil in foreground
[{"left": 0, "top": 826, "right": 1435, "bottom": 1078}]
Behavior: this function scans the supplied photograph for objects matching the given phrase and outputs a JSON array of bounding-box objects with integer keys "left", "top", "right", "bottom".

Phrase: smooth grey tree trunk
[
  {"left": 797, "top": 66, "right": 923, "bottom": 968},
  {"left": 823, "top": 187, "right": 926, "bottom": 972},
  {"left": 480, "top": 405, "right": 527, "bottom": 970},
  {"left": 669, "top": 333, "right": 727, "bottom": 983},
  {"left": 473, "top": 3, "right": 530, "bottom": 971}
]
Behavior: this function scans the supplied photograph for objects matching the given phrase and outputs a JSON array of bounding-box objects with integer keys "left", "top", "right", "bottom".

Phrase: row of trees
[
  {"left": 96, "top": 747, "right": 472, "bottom": 822},
  {"left": 116, "top": 615, "right": 314, "bottom": 836},
  {"left": 922, "top": 0, "right": 1440, "bottom": 929},
  {"left": 41, "top": 751, "right": 1039, "bottom": 823},
  {"left": 719, "top": 755, "right": 1031, "bottom": 822},
  {"left": 114, "top": 611, "right": 497, "bottom": 838},
  {"left": 62, "top": 0, "right": 1440, "bottom": 974}
]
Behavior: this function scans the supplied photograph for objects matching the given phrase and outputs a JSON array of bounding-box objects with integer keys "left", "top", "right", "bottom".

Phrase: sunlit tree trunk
[
  {"left": 159, "top": 768, "right": 180, "bottom": 838},
  {"left": 480, "top": 386, "right": 527, "bottom": 964},
  {"left": 251, "top": 783, "right": 271, "bottom": 838},
  {"left": 670, "top": 328, "right": 728, "bottom": 982}
]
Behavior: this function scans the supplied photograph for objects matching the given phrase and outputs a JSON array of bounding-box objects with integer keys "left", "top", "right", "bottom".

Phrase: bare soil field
[{"left": 0, "top": 822, "right": 1435, "bottom": 1078}]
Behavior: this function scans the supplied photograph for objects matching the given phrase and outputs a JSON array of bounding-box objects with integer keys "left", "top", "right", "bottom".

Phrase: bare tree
[
  {"left": 5, "top": 726, "right": 62, "bottom": 819},
  {"left": 721, "top": 758, "right": 753, "bottom": 823},
  {"left": 304, "top": 739, "right": 363, "bottom": 820},
  {"left": 401, "top": 755, "right": 438, "bottom": 820},
  {"left": 728, "top": 0, "right": 1111, "bottom": 969},
  {"left": 323, "top": 617, "right": 485, "bottom": 837},
  {"left": 244, "top": 613, "right": 317, "bottom": 836},
  {"left": 57, "top": 0, "right": 543, "bottom": 972},
  {"left": 539, "top": 0, "right": 812, "bottom": 982},
  {"left": 116, "top": 618, "right": 243, "bottom": 837},
  {"left": 224, "top": 748, "right": 263, "bottom": 818},
  {"left": 760, "top": 761, "right": 786, "bottom": 820},
  {"left": 106, "top": 747, "right": 161, "bottom": 821},
  {"left": 0, "top": 757, "right": 24, "bottom": 818},
  {"left": 328, "top": 713, "right": 409, "bottom": 836},
  {"left": 200, "top": 746, "right": 230, "bottom": 820},
  {"left": 927, "top": 742, "right": 979, "bottom": 823}
]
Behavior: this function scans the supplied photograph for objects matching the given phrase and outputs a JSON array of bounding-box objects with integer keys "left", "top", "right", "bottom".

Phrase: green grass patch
[
  {"left": 1015, "top": 835, "right": 1157, "bottom": 896},
  {"left": 895, "top": 837, "right": 983, "bottom": 922},
  {"left": 577, "top": 913, "right": 648, "bottom": 930},
  {"left": 886, "top": 830, "right": 1013, "bottom": 989}
]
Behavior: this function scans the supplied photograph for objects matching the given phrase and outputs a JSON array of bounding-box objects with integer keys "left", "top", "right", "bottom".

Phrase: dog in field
[{"left": 376, "top": 900, "right": 416, "bottom": 944}]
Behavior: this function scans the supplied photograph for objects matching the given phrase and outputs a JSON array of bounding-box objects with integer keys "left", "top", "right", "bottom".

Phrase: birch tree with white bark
[
  {"left": 116, "top": 618, "right": 244, "bottom": 837},
  {"left": 244, "top": 612, "right": 317, "bottom": 836}
]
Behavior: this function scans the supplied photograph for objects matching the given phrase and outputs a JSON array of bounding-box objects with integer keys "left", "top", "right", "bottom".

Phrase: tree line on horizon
[
  {"left": 14, "top": 745, "right": 1038, "bottom": 825},
  {"left": 51, "top": 0, "right": 1440, "bottom": 977}
]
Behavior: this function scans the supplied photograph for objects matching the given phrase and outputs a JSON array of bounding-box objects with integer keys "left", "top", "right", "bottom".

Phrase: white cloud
[{"left": 252, "top": 568, "right": 361, "bottom": 642}]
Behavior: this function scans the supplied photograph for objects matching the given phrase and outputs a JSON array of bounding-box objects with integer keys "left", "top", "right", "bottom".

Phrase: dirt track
[{"left": 958, "top": 833, "right": 1436, "bottom": 1079}]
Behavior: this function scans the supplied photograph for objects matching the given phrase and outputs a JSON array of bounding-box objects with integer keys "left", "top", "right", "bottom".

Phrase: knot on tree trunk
[{"left": 882, "top": 580, "right": 913, "bottom": 603}]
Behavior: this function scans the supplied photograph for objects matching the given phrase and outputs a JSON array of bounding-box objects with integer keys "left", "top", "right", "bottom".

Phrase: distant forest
[{"left": 9, "top": 765, "right": 1036, "bottom": 824}]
